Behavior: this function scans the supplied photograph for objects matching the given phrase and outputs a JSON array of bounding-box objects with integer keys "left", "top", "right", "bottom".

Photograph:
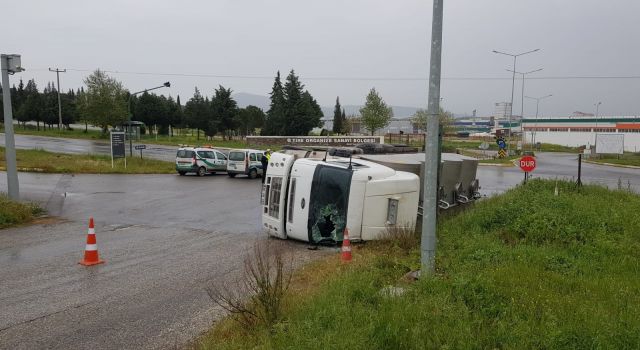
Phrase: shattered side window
[
  {"left": 307, "top": 165, "right": 353, "bottom": 244},
  {"left": 268, "top": 177, "right": 283, "bottom": 218}
]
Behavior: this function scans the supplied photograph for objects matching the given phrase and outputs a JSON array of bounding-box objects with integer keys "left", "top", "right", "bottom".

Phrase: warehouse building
[{"left": 522, "top": 116, "right": 640, "bottom": 152}]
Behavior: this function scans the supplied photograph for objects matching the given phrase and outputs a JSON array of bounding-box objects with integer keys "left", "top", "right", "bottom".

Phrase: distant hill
[
  {"left": 232, "top": 92, "right": 270, "bottom": 111},
  {"left": 232, "top": 92, "right": 422, "bottom": 119}
]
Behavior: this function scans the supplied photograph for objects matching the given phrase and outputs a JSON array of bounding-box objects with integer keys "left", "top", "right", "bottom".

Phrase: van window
[
  {"left": 177, "top": 150, "right": 195, "bottom": 158},
  {"left": 250, "top": 153, "right": 257, "bottom": 161},
  {"left": 197, "top": 151, "right": 215, "bottom": 159},
  {"left": 216, "top": 152, "right": 227, "bottom": 160},
  {"left": 268, "top": 177, "right": 283, "bottom": 218},
  {"left": 229, "top": 152, "right": 245, "bottom": 161}
]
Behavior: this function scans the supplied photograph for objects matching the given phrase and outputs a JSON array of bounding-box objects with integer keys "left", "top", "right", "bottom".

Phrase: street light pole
[
  {"left": 2, "top": 54, "right": 25, "bottom": 200},
  {"left": 525, "top": 94, "right": 552, "bottom": 150},
  {"left": 506, "top": 68, "right": 543, "bottom": 150},
  {"left": 492, "top": 48, "right": 540, "bottom": 153},
  {"left": 127, "top": 82, "right": 170, "bottom": 156}
]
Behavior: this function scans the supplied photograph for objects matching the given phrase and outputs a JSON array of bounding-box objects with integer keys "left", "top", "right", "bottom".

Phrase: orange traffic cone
[
  {"left": 341, "top": 228, "right": 352, "bottom": 262},
  {"left": 79, "top": 217, "right": 104, "bottom": 266}
]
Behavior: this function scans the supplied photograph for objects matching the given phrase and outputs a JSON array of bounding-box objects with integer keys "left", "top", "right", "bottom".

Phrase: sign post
[
  {"left": 519, "top": 155, "right": 536, "bottom": 183},
  {"left": 496, "top": 137, "right": 507, "bottom": 159},
  {"left": 135, "top": 144, "right": 146, "bottom": 159},
  {"left": 111, "top": 131, "right": 126, "bottom": 168}
]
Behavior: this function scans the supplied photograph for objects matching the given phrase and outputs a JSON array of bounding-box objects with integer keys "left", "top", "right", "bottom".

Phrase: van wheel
[
  {"left": 249, "top": 169, "right": 258, "bottom": 179},
  {"left": 197, "top": 167, "right": 206, "bottom": 177},
  {"left": 178, "top": 171, "right": 186, "bottom": 176},
  {"left": 228, "top": 173, "right": 237, "bottom": 178}
]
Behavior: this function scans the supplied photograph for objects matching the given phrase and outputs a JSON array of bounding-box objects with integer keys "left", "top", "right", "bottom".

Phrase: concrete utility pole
[
  {"left": 421, "top": 0, "right": 443, "bottom": 274},
  {"left": 49, "top": 68, "right": 66, "bottom": 130},
  {"left": 2, "top": 54, "right": 25, "bottom": 200}
]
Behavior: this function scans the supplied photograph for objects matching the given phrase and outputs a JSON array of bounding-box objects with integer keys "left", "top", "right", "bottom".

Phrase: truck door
[{"left": 262, "top": 152, "right": 295, "bottom": 239}]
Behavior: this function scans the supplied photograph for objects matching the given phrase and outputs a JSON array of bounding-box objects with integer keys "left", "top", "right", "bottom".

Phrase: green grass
[
  {"left": 0, "top": 147, "right": 175, "bottom": 174},
  {"left": 590, "top": 153, "right": 640, "bottom": 167},
  {"left": 1, "top": 125, "right": 258, "bottom": 149},
  {"left": 0, "top": 194, "right": 43, "bottom": 229},
  {"left": 199, "top": 180, "right": 640, "bottom": 349}
]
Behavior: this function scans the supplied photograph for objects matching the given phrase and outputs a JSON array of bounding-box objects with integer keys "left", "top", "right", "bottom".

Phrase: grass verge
[
  {"left": 1, "top": 125, "right": 271, "bottom": 149},
  {"left": 198, "top": 180, "right": 640, "bottom": 349},
  {"left": 589, "top": 153, "right": 640, "bottom": 167},
  {"left": 0, "top": 194, "right": 44, "bottom": 229},
  {"left": 0, "top": 147, "right": 174, "bottom": 174}
]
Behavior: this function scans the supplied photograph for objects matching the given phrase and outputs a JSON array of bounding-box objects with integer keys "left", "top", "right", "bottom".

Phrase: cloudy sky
[{"left": 4, "top": 0, "right": 640, "bottom": 117}]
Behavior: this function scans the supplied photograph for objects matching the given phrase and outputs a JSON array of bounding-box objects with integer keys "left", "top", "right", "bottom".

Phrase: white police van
[
  {"left": 175, "top": 146, "right": 228, "bottom": 176},
  {"left": 226, "top": 149, "right": 264, "bottom": 179}
]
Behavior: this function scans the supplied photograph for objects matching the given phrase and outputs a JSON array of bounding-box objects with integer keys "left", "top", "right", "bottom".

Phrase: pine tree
[
  {"left": 210, "top": 85, "right": 238, "bottom": 140},
  {"left": 332, "top": 96, "right": 342, "bottom": 134},
  {"left": 360, "top": 87, "right": 393, "bottom": 135},
  {"left": 184, "top": 87, "right": 207, "bottom": 140},
  {"left": 341, "top": 108, "right": 347, "bottom": 134},
  {"left": 17, "top": 79, "right": 44, "bottom": 130},
  {"left": 263, "top": 71, "right": 285, "bottom": 135}
]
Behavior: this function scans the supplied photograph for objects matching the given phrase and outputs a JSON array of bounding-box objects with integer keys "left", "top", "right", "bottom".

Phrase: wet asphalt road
[
  {"left": 477, "top": 152, "right": 640, "bottom": 195},
  {"left": 1, "top": 133, "right": 179, "bottom": 162},
  {"left": 0, "top": 173, "right": 328, "bottom": 350}
]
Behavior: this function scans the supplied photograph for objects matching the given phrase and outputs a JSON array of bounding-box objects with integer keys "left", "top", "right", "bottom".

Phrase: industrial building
[{"left": 522, "top": 116, "right": 640, "bottom": 152}]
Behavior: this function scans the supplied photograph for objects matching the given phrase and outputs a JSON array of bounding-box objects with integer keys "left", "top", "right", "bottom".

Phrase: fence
[{"left": 385, "top": 133, "right": 425, "bottom": 148}]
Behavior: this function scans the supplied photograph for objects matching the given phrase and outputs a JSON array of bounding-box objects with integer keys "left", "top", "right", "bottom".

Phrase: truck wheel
[
  {"left": 197, "top": 167, "right": 206, "bottom": 177},
  {"left": 249, "top": 169, "right": 258, "bottom": 179},
  {"left": 178, "top": 171, "right": 186, "bottom": 176},
  {"left": 228, "top": 173, "right": 237, "bottom": 178}
]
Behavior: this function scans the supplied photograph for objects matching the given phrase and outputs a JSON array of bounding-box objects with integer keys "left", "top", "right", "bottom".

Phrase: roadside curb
[
  {"left": 478, "top": 161, "right": 516, "bottom": 167},
  {"left": 584, "top": 160, "right": 640, "bottom": 169}
]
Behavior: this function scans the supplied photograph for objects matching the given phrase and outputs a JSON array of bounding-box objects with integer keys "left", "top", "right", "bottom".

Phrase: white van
[
  {"left": 226, "top": 149, "right": 264, "bottom": 179},
  {"left": 175, "top": 147, "right": 228, "bottom": 176}
]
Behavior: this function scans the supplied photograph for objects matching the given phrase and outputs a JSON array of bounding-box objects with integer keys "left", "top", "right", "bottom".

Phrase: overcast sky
[{"left": 4, "top": 0, "right": 640, "bottom": 117}]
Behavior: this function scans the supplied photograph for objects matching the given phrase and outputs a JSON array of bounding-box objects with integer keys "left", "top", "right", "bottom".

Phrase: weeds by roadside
[
  {"left": 205, "top": 241, "right": 293, "bottom": 331},
  {"left": 0, "top": 194, "right": 44, "bottom": 229}
]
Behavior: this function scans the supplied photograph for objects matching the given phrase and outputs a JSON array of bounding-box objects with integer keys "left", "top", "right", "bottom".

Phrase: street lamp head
[
  {"left": 2, "top": 54, "right": 25, "bottom": 74},
  {"left": 164, "top": 82, "right": 171, "bottom": 88}
]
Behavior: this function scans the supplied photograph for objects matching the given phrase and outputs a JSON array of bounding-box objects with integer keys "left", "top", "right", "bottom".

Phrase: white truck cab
[{"left": 261, "top": 152, "right": 419, "bottom": 243}]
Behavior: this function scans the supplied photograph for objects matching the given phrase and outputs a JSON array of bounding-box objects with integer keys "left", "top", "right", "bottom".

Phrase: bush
[
  {"left": 206, "top": 240, "right": 293, "bottom": 330},
  {"left": 0, "top": 194, "right": 43, "bottom": 228}
]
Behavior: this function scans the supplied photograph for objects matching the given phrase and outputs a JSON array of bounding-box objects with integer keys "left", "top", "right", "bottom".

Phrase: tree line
[
  {"left": 1, "top": 69, "right": 325, "bottom": 138},
  {"left": 1, "top": 69, "right": 452, "bottom": 137}
]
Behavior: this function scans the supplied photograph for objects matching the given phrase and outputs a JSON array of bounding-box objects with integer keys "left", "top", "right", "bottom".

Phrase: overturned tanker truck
[{"left": 261, "top": 146, "right": 480, "bottom": 244}]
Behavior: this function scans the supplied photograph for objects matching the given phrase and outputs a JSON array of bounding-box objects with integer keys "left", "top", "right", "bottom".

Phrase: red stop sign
[{"left": 519, "top": 156, "right": 536, "bottom": 172}]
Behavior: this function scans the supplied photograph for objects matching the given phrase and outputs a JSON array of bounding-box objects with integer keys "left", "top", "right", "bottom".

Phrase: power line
[{"left": 27, "top": 67, "right": 640, "bottom": 81}]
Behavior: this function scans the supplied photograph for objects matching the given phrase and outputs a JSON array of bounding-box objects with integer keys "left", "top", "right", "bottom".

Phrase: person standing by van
[{"left": 261, "top": 149, "right": 271, "bottom": 183}]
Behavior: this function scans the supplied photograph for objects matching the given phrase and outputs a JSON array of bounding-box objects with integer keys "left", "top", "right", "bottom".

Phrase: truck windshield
[{"left": 228, "top": 152, "right": 245, "bottom": 161}]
